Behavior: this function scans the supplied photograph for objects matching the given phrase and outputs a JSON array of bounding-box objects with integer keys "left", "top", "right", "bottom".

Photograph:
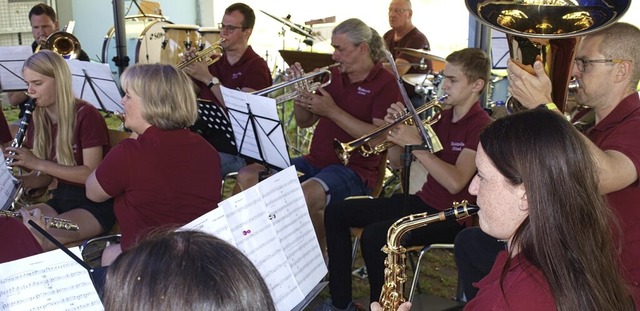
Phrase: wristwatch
[{"left": 207, "top": 77, "right": 220, "bottom": 88}]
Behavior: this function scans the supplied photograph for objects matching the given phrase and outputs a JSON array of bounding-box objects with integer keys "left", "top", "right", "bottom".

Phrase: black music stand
[
  {"left": 0, "top": 46, "right": 31, "bottom": 92},
  {"left": 221, "top": 86, "right": 291, "bottom": 171},
  {"left": 66, "top": 60, "right": 123, "bottom": 114},
  {"left": 190, "top": 100, "right": 238, "bottom": 155}
]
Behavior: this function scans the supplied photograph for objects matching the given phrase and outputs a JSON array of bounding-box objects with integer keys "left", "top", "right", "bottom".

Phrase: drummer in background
[
  {"left": 7, "top": 3, "right": 90, "bottom": 136},
  {"left": 182, "top": 2, "right": 272, "bottom": 178},
  {"left": 383, "top": 0, "right": 432, "bottom": 108}
]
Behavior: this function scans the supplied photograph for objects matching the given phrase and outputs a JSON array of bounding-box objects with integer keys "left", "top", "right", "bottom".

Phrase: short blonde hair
[{"left": 120, "top": 64, "right": 197, "bottom": 129}]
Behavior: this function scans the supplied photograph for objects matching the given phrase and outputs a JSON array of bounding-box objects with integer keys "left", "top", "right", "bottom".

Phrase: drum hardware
[
  {"left": 252, "top": 63, "right": 339, "bottom": 104},
  {"left": 176, "top": 39, "right": 224, "bottom": 70},
  {"left": 402, "top": 73, "right": 434, "bottom": 96},
  {"left": 197, "top": 27, "right": 221, "bottom": 50},
  {"left": 466, "top": 0, "right": 630, "bottom": 114},
  {"left": 334, "top": 95, "right": 447, "bottom": 166},
  {"left": 0, "top": 210, "right": 79, "bottom": 231}
]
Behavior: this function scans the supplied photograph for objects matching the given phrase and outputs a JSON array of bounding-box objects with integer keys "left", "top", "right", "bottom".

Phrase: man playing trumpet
[
  {"left": 318, "top": 48, "right": 492, "bottom": 310},
  {"left": 181, "top": 2, "right": 272, "bottom": 178},
  {"left": 235, "top": 18, "right": 401, "bottom": 256}
]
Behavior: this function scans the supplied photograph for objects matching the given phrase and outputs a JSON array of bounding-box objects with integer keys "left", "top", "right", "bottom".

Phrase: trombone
[
  {"left": 334, "top": 95, "right": 447, "bottom": 166},
  {"left": 35, "top": 21, "right": 82, "bottom": 59},
  {"left": 252, "top": 63, "right": 340, "bottom": 104},
  {"left": 177, "top": 38, "right": 225, "bottom": 69}
]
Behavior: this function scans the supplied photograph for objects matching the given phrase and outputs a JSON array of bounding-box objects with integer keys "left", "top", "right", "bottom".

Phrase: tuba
[
  {"left": 465, "top": 0, "right": 630, "bottom": 113},
  {"left": 379, "top": 201, "right": 479, "bottom": 311}
]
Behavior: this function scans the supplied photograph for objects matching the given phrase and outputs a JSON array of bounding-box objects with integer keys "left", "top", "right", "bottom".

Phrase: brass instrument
[
  {"left": 379, "top": 201, "right": 479, "bottom": 311},
  {"left": 252, "top": 63, "right": 340, "bottom": 104},
  {"left": 334, "top": 95, "right": 447, "bottom": 166},
  {"left": 177, "top": 38, "right": 225, "bottom": 69},
  {"left": 35, "top": 21, "right": 82, "bottom": 59},
  {"left": 466, "top": 0, "right": 630, "bottom": 114},
  {"left": 0, "top": 210, "right": 79, "bottom": 231}
]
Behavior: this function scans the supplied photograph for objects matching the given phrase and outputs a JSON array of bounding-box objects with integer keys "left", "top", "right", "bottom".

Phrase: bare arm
[{"left": 85, "top": 170, "right": 111, "bottom": 202}]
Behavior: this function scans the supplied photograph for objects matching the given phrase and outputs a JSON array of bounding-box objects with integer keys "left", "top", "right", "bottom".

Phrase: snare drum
[
  {"left": 197, "top": 27, "right": 221, "bottom": 50},
  {"left": 102, "top": 15, "right": 171, "bottom": 78},
  {"left": 160, "top": 24, "right": 200, "bottom": 65}
]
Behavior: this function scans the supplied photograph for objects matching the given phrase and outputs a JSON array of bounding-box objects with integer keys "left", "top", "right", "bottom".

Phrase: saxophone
[
  {"left": 379, "top": 200, "right": 479, "bottom": 311},
  {"left": 3, "top": 97, "right": 36, "bottom": 211}
]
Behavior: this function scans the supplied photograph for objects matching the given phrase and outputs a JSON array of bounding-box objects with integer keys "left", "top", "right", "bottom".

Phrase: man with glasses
[
  {"left": 504, "top": 22, "right": 640, "bottom": 304},
  {"left": 384, "top": 0, "right": 432, "bottom": 108},
  {"left": 182, "top": 2, "right": 272, "bottom": 178}
]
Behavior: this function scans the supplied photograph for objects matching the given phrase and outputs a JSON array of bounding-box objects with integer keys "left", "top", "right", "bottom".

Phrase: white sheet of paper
[
  {"left": 66, "top": 60, "right": 123, "bottom": 113},
  {"left": 220, "top": 86, "right": 290, "bottom": 169},
  {"left": 0, "top": 153, "right": 19, "bottom": 210},
  {"left": 0, "top": 46, "right": 31, "bottom": 91},
  {"left": 182, "top": 166, "right": 326, "bottom": 311},
  {"left": 0, "top": 248, "right": 103, "bottom": 311}
]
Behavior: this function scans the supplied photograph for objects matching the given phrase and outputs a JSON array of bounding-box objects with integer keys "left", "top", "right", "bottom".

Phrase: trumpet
[
  {"left": 177, "top": 38, "right": 225, "bottom": 69},
  {"left": 253, "top": 63, "right": 340, "bottom": 104},
  {"left": 334, "top": 95, "right": 447, "bottom": 166},
  {"left": 0, "top": 210, "right": 79, "bottom": 231}
]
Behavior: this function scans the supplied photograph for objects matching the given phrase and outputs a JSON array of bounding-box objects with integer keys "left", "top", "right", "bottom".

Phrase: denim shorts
[{"left": 291, "top": 157, "right": 369, "bottom": 205}]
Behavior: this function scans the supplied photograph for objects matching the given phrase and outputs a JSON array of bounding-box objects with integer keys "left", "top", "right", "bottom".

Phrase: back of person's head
[
  {"left": 103, "top": 230, "right": 276, "bottom": 311},
  {"left": 480, "top": 108, "right": 634, "bottom": 311},
  {"left": 333, "top": 18, "right": 386, "bottom": 63},
  {"left": 446, "top": 48, "right": 490, "bottom": 90},
  {"left": 592, "top": 22, "right": 640, "bottom": 89},
  {"left": 225, "top": 2, "right": 255, "bottom": 29},
  {"left": 120, "top": 63, "right": 197, "bottom": 129},
  {"left": 29, "top": 3, "right": 57, "bottom": 22},
  {"left": 23, "top": 50, "right": 76, "bottom": 165}
]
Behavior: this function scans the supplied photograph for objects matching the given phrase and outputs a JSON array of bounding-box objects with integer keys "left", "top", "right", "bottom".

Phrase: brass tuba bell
[{"left": 466, "top": 0, "right": 630, "bottom": 113}]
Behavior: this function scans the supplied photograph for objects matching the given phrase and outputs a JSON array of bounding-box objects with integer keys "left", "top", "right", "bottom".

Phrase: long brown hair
[{"left": 480, "top": 108, "right": 634, "bottom": 310}]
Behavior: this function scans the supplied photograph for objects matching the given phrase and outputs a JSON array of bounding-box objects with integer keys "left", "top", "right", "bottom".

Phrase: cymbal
[
  {"left": 395, "top": 48, "right": 446, "bottom": 62},
  {"left": 402, "top": 74, "right": 434, "bottom": 87},
  {"left": 260, "top": 10, "right": 313, "bottom": 39}
]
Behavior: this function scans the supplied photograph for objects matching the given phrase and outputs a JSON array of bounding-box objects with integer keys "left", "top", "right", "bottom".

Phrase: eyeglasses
[
  {"left": 218, "top": 23, "right": 246, "bottom": 33},
  {"left": 573, "top": 58, "right": 630, "bottom": 72},
  {"left": 388, "top": 8, "right": 410, "bottom": 14}
]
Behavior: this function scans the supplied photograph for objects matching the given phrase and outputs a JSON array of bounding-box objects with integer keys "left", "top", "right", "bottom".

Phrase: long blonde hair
[{"left": 24, "top": 50, "right": 77, "bottom": 166}]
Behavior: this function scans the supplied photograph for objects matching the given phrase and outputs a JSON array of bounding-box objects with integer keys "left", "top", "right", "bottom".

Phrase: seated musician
[
  {"left": 5, "top": 50, "right": 115, "bottom": 250},
  {"left": 0, "top": 210, "right": 44, "bottom": 264},
  {"left": 181, "top": 2, "right": 272, "bottom": 178},
  {"left": 86, "top": 63, "right": 221, "bottom": 266},
  {"left": 317, "top": 48, "right": 492, "bottom": 311},
  {"left": 234, "top": 18, "right": 402, "bottom": 256}
]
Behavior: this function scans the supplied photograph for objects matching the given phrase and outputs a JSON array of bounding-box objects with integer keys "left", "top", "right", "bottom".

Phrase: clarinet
[{"left": 5, "top": 96, "right": 36, "bottom": 169}]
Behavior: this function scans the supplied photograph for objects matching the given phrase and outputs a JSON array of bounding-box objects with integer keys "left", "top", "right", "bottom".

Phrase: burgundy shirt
[
  {"left": 416, "top": 102, "right": 491, "bottom": 216},
  {"left": 466, "top": 251, "right": 556, "bottom": 311},
  {"left": 384, "top": 27, "right": 432, "bottom": 98},
  {"left": 304, "top": 63, "right": 401, "bottom": 189},
  {"left": 586, "top": 92, "right": 640, "bottom": 298},
  {"left": 95, "top": 126, "right": 221, "bottom": 250},
  {"left": 25, "top": 100, "right": 110, "bottom": 186},
  {"left": 0, "top": 217, "right": 43, "bottom": 264},
  {"left": 0, "top": 111, "right": 11, "bottom": 144}
]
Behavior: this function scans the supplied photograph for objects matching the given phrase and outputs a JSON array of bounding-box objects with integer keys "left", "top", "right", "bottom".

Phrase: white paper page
[
  {"left": 257, "top": 166, "right": 327, "bottom": 295},
  {"left": 219, "top": 182, "right": 303, "bottom": 311},
  {"left": 180, "top": 207, "right": 235, "bottom": 246},
  {"left": 0, "top": 154, "right": 19, "bottom": 210},
  {"left": 0, "top": 248, "right": 103, "bottom": 311},
  {"left": 221, "top": 86, "right": 290, "bottom": 169},
  {"left": 0, "top": 46, "right": 31, "bottom": 91},
  {"left": 66, "top": 60, "right": 123, "bottom": 113}
]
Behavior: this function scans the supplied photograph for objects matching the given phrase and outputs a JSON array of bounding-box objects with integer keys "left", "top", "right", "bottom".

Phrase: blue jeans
[
  {"left": 219, "top": 152, "right": 246, "bottom": 179},
  {"left": 291, "top": 157, "right": 368, "bottom": 205}
]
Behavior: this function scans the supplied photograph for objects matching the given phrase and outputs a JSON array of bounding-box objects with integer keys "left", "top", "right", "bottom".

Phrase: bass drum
[{"left": 102, "top": 15, "right": 172, "bottom": 79}]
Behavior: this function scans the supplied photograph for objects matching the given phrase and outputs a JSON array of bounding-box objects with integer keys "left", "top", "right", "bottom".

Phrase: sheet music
[
  {"left": 0, "top": 154, "right": 19, "bottom": 210},
  {"left": 182, "top": 166, "right": 327, "bottom": 311},
  {"left": 0, "top": 46, "right": 31, "bottom": 91},
  {"left": 66, "top": 60, "right": 123, "bottom": 113},
  {"left": 221, "top": 86, "right": 291, "bottom": 170},
  {"left": 0, "top": 248, "right": 102, "bottom": 311}
]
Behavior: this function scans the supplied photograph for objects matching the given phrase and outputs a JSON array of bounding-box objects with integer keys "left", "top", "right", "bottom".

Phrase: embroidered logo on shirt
[
  {"left": 232, "top": 72, "right": 243, "bottom": 80},
  {"left": 451, "top": 141, "right": 465, "bottom": 151},
  {"left": 357, "top": 86, "right": 371, "bottom": 96}
]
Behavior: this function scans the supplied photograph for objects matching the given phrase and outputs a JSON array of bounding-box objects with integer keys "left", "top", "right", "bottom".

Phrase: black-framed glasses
[
  {"left": 218, "top": 23, "right": 246, "bottom": 33},
  {"left": 388, "top": 8, "right": 410, "bottom": 14},
  {"left": 574, "top": 58, "right": 630, "bottom": 72}
]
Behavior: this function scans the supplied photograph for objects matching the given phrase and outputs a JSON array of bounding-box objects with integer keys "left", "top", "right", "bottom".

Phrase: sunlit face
[
  {"left": 30, "top": 14, "right": 57, "bottom": 45},
  {"left": 23, "top": 68, "right": 56, "bottom": 108},
  {"left": 121, "top": 88, "right": 147, "bottom": 134},
  {"left": 468, "top": 143, "right": 528, "bottom": 244},
  {"left": 331, "top": 33, "right": 364, "bottom": 74},
  {"left": 571, "top": 35, "right": 616, "bottom": 109},
  {"left": 439, "top": 63, "right": 481, "bottom": 106},
  {"left": 388, "top": 0, "right": 412, "bottom": 29},
  {"left": 219, "top": 11, "right": 251, "bottom": 52}
]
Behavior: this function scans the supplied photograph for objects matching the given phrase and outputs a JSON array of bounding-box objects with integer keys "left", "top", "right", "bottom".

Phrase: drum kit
[{"left": 395, "top": 48, "right": 447, "bottom": 104}]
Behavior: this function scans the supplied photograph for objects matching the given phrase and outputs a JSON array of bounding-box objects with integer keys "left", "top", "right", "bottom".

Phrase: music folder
[{"left": 0, "top": 46, "right": 32, "bottom": 92}]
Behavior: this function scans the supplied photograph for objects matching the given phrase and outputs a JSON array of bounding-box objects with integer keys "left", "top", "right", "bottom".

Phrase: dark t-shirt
[{"left": 383, "top": 27, "right": 432, "bottom": 98}]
